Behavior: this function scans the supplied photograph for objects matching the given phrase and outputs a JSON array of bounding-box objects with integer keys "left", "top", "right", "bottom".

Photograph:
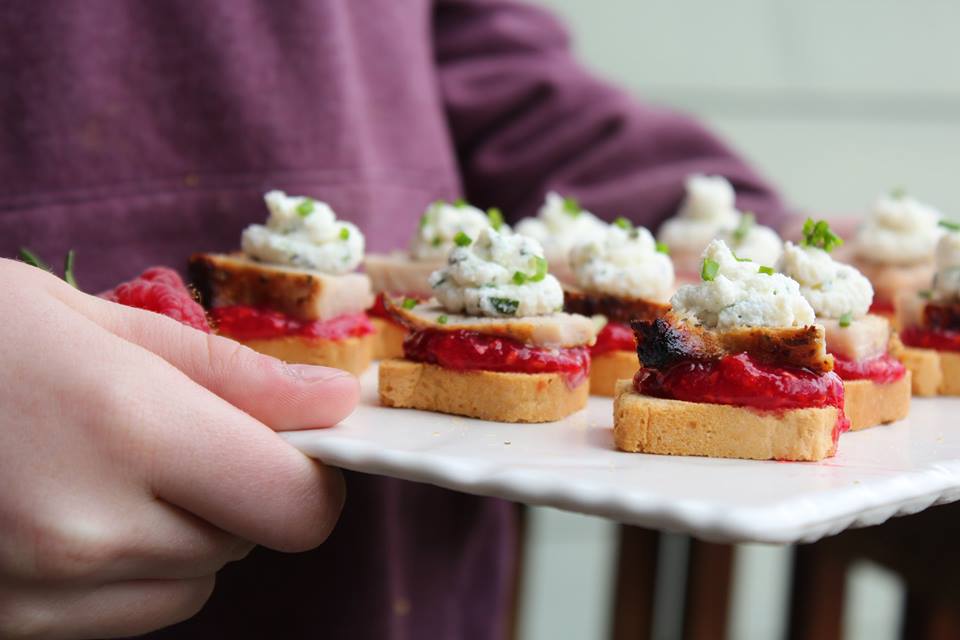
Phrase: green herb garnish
[
  {"left": 453, "top": 198, "right": 467, "bottom": 208},
  {"left": 296, "top": 198, "right": 315, "bottom": 217},
  {"left": 838, "top": 312, "right": 853, "bottom": 328},
  {"left": 454, "top": 231, "right": 473, "bottom": 247},
  {"left": 432, "top": 236, "right": 443, "bottom": 247},
  {"left": 732, "top": 212, "right": 756, "bottom": 243},
  {"left": 939, "top": 219, "right": 960, "bottom": 232},
  {"left": 801, "top": 218, "right": 844, "bottom": 253},
  {"left": 489, "top": 297, "right": 520, "bottom": 315},
  {"left": 613, "top": 216, "right": 632, "bottom": 230},
  {"left": 562, "top": 196, "right": 581, "bottom": 217},
  {"left": 401, "top": 297, "right": 419, "bottom": 310},
  {"left": 918, "top": 290, "right": 933, "bottom": 299},
  {"left": 758, "top": 265, "right": 775, "bottom": 275},
  {"left": 63, "top": 250, "right": 78, "bottom": 288},
  {"left": 18, "top": 248, "right": 50, "bottom": 272},
  {"left": 890, "top": 186, "right": 907, "bottom": 199},
  {"left": 419, "top": 213, "right": 429, "bottom": 230},
  {"left": 530, "top": 255, "right": 548, "bottom": 282},
  {"left": 339, "top": 227, "right": 350, "bottom": 240},
  {"left": 732, "top": 251, "right": 751, "bottom": 263},
  {"left": 437, "top": 314, "right": 449, "bottom": 324},
  {"left": 701, "top": 258, "right": 720, "bottom": 281},
  {"left": 656, "top": 241, "right": 670, "bottom": 254},
  {"left": 487, "top": 207, "right": 504, "bottom": 230}
]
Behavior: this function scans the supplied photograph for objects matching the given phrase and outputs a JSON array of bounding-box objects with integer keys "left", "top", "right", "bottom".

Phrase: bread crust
[
  {"left": 843, "top": 375, "right": 912, "bottom": 431},
  {"left": 239, "top": 334, "right": 373, "bottom": 375},
  {"left": 893, "top": 346, "right": 960, "bottom": 396},
  {"left": 612, "top": 381, "right": 838, "bottom": 461},
  {"left": 590, "top": 350, "right": 638, "bottom": 397},
  {"left": 371, "top": 317, "right": 406, "bottom": 360},
  {"left": 378, "top": 359, "right": 588, "bottom": 422}
]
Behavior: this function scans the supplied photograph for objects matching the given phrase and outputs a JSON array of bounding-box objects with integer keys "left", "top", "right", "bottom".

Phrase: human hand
[{"left": 0, "top": 258, "right": 358, "bottom": 638}]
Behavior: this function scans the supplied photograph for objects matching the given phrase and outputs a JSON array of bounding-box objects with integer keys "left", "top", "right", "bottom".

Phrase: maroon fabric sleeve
[{"left": 434, "top": 0, "right": 786, "bottom": 229}]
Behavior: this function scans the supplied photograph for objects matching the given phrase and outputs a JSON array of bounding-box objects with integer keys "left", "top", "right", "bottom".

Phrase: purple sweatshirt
[{"left": 0, "top": 1, "right": 782, "bottom": 637}]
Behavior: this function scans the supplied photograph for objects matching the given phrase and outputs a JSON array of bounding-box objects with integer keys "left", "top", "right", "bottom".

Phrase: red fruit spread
[
  {"left": 635, "top": 353, "right": 850, "bottom": 442},
  {"left": 592, "top": 321, "right": 636, "bottom": 356},
  {"left": 831, "top": 352, "right": 906, "bottom": 384},
  {"left": 869, "top": 298, "right": 895, "bottom": 314},
  {"left": 211, "top": 306, "right": 374, "bottom": 341},
  {"left": 404, "top": 329, "right": 590, "bottom": 389},
  {"left": 900, "top": 325, "right": 960, "bottom": 352}
]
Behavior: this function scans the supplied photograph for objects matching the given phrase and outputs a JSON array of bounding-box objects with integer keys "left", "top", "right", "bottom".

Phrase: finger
[
  {"left": 0, "top": 576, "right": 215, "bottom": 640},
  {"left": 75, "top": 292, "right": 360, "bottom": 431}
]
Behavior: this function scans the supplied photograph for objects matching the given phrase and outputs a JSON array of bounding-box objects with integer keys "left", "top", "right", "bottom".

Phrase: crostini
[
  {"left": 365, "top": 199, "right": 505, "bottom": 359},
  {"left": 851, "top": 191, "right": 944, "bottom": 321},
  {"left": 190, "top": 190, "right": 375, "bottom": 375},
  {"left": 564, "top": 218, "right": 671, "bottom": 396},
  {"left": 779, "top": 219, "right": 910, "bottom": 430},
  {"left": 614, "top": 239, "right": 848, "bottom": 461},
  {"left": 894, "top": 222, "right": 960, "bottom": 396},
  {"left": 379, "top": 227, "right": 596, "bottom": 422}
]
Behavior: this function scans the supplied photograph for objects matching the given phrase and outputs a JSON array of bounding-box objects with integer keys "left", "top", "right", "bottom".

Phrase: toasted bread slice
[
  {"left": 239, "top": 334, "right": 373, "bottom": 375},
  {"left": 821, "top": 315, "right": 890, "bottom": 362},
  {"left": 371, "top": 317, "right": 406, "bottom": 360},
  {"left": 563, "top": 286, "right": 669, "bottom": 324},
  {"left": 386, "top": 300, "right": 596, "bottom": 348},
  {"left": 363, "top": 252, "right": 440, "bottom": 297},
  {"left": 378, "top": 359, "right": 588, "bottom": 422},
  {"left": 856, "top": 259, "right": 934, "bottom": 309},
  {"left": 612, "top": 381, "right": 839, "bottom": 461},
  {"left": 843, "top": 375, "right": 911, "bottom": 431},
  {"left": 634, "top": 315, "right": 832, "bottom": 373},
  {"left": 590, "top": 350, "right": 639, "bottom": 397},
  {"left": 190, "top": 252, "right": 373, "bottom": 321},
  {"left": 894, "top": 344, "right": 960, "bottom": 396}
]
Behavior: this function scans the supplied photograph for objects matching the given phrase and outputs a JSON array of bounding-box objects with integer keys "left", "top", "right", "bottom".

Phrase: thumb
[{"left": 81, "top": 292, "right": 361, "bottom": 431}]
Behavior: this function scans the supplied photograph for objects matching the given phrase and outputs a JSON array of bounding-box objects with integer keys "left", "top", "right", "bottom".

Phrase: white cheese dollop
[
  {"left": 671, "top": 239, "right": 815, "bottom": 329},
  {"left": 933, "top": 229, "right": 960, "bottom": 301},
  {"left": 778, "top": 242, "right": 873, "bottom": 320},
  {"left": 718, "top": 216, "right": 783, "bottom": 266},
  {"left": 241, "top": 190, "right": 364, "bottom": 274},
  {"left": 569, "top": 223, "right": 674, "bottom": 301},
  {"left": 429, "top": 227, "right": 563, "bottom": 317},
  {"left": 854, "top": 194, "right": 943, "bottom": 265},
  {"left": 410, "top": 200, "right": 505, "bottom": 261},
  {"left": 515, "top": 192, "right": 608, "bottom": 267},
  {"left": 658, "top": 175, "right": 741, "bottom": 253}
]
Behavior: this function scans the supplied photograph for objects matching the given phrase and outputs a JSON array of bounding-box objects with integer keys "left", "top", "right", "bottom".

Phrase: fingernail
[{"left": 280, "top": 362, "right": 355, "bottom": 383}]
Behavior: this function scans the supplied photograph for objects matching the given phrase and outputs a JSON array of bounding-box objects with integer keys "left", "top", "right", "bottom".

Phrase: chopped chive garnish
[
  {"left": 801, "top": 218, "right": 844, "bottom": 253},
  {"left": 296, "top": 198, "right": 315, "bottom": 217},
  {"left": 890, "top": 186, "right": 907, "bottom": 199},
  {"left": 732, "top": 250, "right": 751, "bottom": 262},
  {"left": 419, "top": 213, "right": 429, "bottom": 230},
  {"left": 701, "top": 258, "right": 720, "bottom": 281},
  {"left": 489, "top": 297, "right": 520, "bottom": 315},
  {"left": 918, "top": 290, "right": 933, "bottom": 299},
  {"left": 432, "top": 236, "right": 443, "bottom": 247},
  {"left": 838, "top": 312, "right": 853, "bottom": 328},
  {"left": 758, "top": 265, "right": 774, "bottom": 275},
  {"left": 656, "top": 241, "right": 669, "bottom": 254},
  {"left": 613, "top": 216, "right": 632, "bottom": 230},
  {"left": 437, "top": 314, "right": 449, "bottom": 324},
  {"left": 63, "top": 250, "right": 77, "bottom": 288},
  {"left": 530, "top": 256, "right": 548, "bottom": 282},
  {"left": 939, "top": 219, "right": 960, "bottom": 232},
  {"left": 487, "top": 207, "right": 504, "bottom": 230},
  {"left": 562, "top": 196, "right": 581, "bottom": 216},
  {"left": 453, "top": 231, "right": 472, "bottom": 247},
  {"left": 18, "top": 247, "right": 50, "bottom": 272},
  {"left": 512, "top": 271, "right": 526, "bottom": 285},
  {"left": 339, "top": 227, "right": 350, "bottom": 240},
  {"left": 401, "top": 297, "right": 419, "bottom": 310},
  {"left": 732, "top": 212, "right": 756, "bottom": 243},
  {"left": 453, "top": 198, "right": 467, "bottom": 208}
]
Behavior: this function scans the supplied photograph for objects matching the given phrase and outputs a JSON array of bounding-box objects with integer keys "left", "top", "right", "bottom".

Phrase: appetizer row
[{"left": 178, "top": 182, "right": 959, "bottom": 464}]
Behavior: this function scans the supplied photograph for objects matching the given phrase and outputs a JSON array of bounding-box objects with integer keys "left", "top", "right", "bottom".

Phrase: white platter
[{"left": 284, "top": 364, "right": 960, "bottom": 544}]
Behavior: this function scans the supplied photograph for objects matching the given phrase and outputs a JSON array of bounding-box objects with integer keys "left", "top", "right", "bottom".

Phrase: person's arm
[{"left": 434, "top": 0, "right": 784, "bottom": 228}]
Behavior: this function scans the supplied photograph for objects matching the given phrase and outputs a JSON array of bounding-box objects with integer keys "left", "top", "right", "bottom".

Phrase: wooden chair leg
[
  {"left": 610, "top": 525, "right": 660, "bottom": 640},
  {"left": 682, "top": 540, "right": 734, "bottom": 640},
  {"left": 788, "top": 540, "right": 847, "bottom": 640}
]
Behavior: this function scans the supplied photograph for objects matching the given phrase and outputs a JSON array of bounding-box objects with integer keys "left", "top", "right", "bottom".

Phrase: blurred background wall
[{"left": 517, "top": 1, "right": 958, "bottom": 638}]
